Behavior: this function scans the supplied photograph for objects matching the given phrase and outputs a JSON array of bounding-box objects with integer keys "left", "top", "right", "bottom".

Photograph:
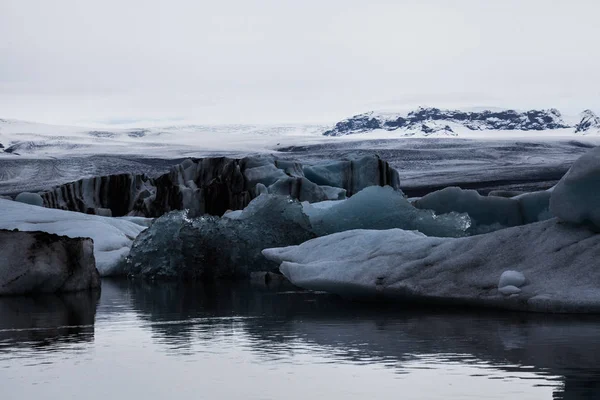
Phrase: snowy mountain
[
  {"left": 323, "top": 107, "right": 593, "bottom": 137},
  {"left": 1, "top": 108, "right": 600, "bottom": 158},
  {"left": 574, "top": 109, "right": 600, "bottom": 134}
]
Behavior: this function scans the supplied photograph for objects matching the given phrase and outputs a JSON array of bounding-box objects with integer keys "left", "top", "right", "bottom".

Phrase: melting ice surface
[{"left": 2, "top": 280, "right": 600, "bottom": 400}]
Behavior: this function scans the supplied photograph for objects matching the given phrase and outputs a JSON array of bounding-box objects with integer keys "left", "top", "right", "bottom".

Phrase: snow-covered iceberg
[
  {"left": 0, "top": 229, "right": 99, "bottom": 295},
  {"left": 263, "top": 219, "right": 600, "bottom": 313},
  {"left": 0, "top": 199, "right": 149, "bottom": 276}
]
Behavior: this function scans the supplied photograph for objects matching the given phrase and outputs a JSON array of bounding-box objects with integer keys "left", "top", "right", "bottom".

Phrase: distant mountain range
[
  {"left": 323, "top": 108, "right": 600, "bottom": 137},
  {"left": 1, "top": 108, "right": 599, "bottom": 158}
]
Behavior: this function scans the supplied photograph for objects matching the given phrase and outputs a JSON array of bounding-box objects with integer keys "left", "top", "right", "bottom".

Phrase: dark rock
[{"left": 0, "top": 229, "right": 99, "bottom": 295}]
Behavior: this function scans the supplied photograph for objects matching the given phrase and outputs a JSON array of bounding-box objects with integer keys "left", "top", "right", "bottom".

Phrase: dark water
[{"left": 1, "top": 280, "right": 600, "bottom": 399}]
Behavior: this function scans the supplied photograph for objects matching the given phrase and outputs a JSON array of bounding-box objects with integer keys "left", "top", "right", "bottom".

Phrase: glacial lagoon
[{"left": 2, "top": 279, "right": 599, "bottom": 399}]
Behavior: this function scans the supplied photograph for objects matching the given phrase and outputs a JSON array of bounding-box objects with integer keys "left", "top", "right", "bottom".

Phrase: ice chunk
[
  {"left": 268, "top": 177, "right": 346, "bottom": 202},
  {"left": 415, "top": 187, "right": 552, "bottom": 233},
  {"left": 127, "top": 195, "right": 315, "bottom": 280},
  {"left": 498, "top": 270, "right": 526, "bottom": 288},
  {"left": 305, "top": 186, "right": 470, "bottom": 238},
  {"left": 550, "top": 146, "right": 600, "bottom": 229},
  {"left": 303, "top": 155, "right": 401, "bottom": 196},
  {"left": 0, "top": 229, "right": 99, "bottom": 295},
  {"left": 15, "top": 192, "right": 44, "bottom": 207},
  {"left": 0, "top": 199, "right": 147, "bottom": 276},
  {"left": 263, "top": 218, "right": 600, "bottom": 313},
  {"left": 499, "top": 286, "right": 522, "bottom": 296},
  {"left": 128, "top": 185, "right": 470, "bottom": 280},
  {"left": 514, "top": 190, "right": 552, "bottom": 224},
  {"left": 223, "top": 210, "right": 243, "bottom": 219},
  {"left": 415, "top": 187, "right": 522, "bottom": 232}
]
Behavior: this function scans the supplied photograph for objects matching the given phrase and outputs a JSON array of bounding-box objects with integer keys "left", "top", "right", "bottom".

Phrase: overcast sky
[{"left": 1, "top": 0, "right": 599, "bottom": 126}]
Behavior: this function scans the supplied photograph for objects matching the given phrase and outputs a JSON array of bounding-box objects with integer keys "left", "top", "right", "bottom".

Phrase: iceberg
[
  {"left": 127, "top": 185, "right": 471, "bottom": 280},
  {"left": 40, "top": 155, "right": 395, "bottom": 218},
  {"left": 126, "top": 194, "right": 316, "bottom": 280},
  {"left": 267, "top": 176, "right": 346, "bottom": 202},
  {"left": 415, "top": 186, "right": 551, "bottom": 234},
  {"left": 304, "top": 186, "right": 470, "bottom": 238},
  {"left": 303, "top": 155, "right": 401, "bottom": 196},
  {"left": 550, "top": 146, "right": 600, "bottom": 230},
  {"left": 15, "top": 192, "right": 44, "bottom": 207},
  {"left": 263, "top": 219, "right": 600, "bottom": 313},
  {"left": 0, "top": 229, "right": 99, "bottom": 295},
  {"left": 0, "top": 199, "right": 149, "bottom": 276}
]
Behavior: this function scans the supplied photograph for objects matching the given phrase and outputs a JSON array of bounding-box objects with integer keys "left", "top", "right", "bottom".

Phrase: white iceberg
[
  {"left": 0, "top": 199, "right": 149, "bottom": 276},
  {"left": 263, "top": 219, "right": 600, "bottom": 313}
]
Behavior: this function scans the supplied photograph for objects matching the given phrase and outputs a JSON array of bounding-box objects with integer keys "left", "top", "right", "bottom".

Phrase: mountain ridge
[{"left": 324, "top": 107, "right": 600, "bottom": 137}]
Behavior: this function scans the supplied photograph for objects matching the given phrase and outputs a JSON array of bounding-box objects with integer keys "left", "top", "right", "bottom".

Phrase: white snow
[
  {"left": 263, "top": 219, "right": 600, "bottom": 313},
  {"left": 2, "top": 115, "right": 600, "bottom": 160},
  {"left": 0, "top": 199, "right": 149, "bottom": 276}
]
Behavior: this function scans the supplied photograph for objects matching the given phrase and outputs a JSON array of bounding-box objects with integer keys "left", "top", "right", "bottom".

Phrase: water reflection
[
  {"left": 117, "top": 280, "right": 600, "bottom": 399},
  {"left": 2, "top": 279, "right": 600, "bottom": 399},
  {"left": 0, "top": 291, "right": 99, "bottom": 348}
]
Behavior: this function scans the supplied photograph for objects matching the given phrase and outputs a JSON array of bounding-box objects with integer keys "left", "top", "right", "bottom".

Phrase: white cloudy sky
[{"left": 1, "top": 0, "right": 599, "bottom": 126}]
